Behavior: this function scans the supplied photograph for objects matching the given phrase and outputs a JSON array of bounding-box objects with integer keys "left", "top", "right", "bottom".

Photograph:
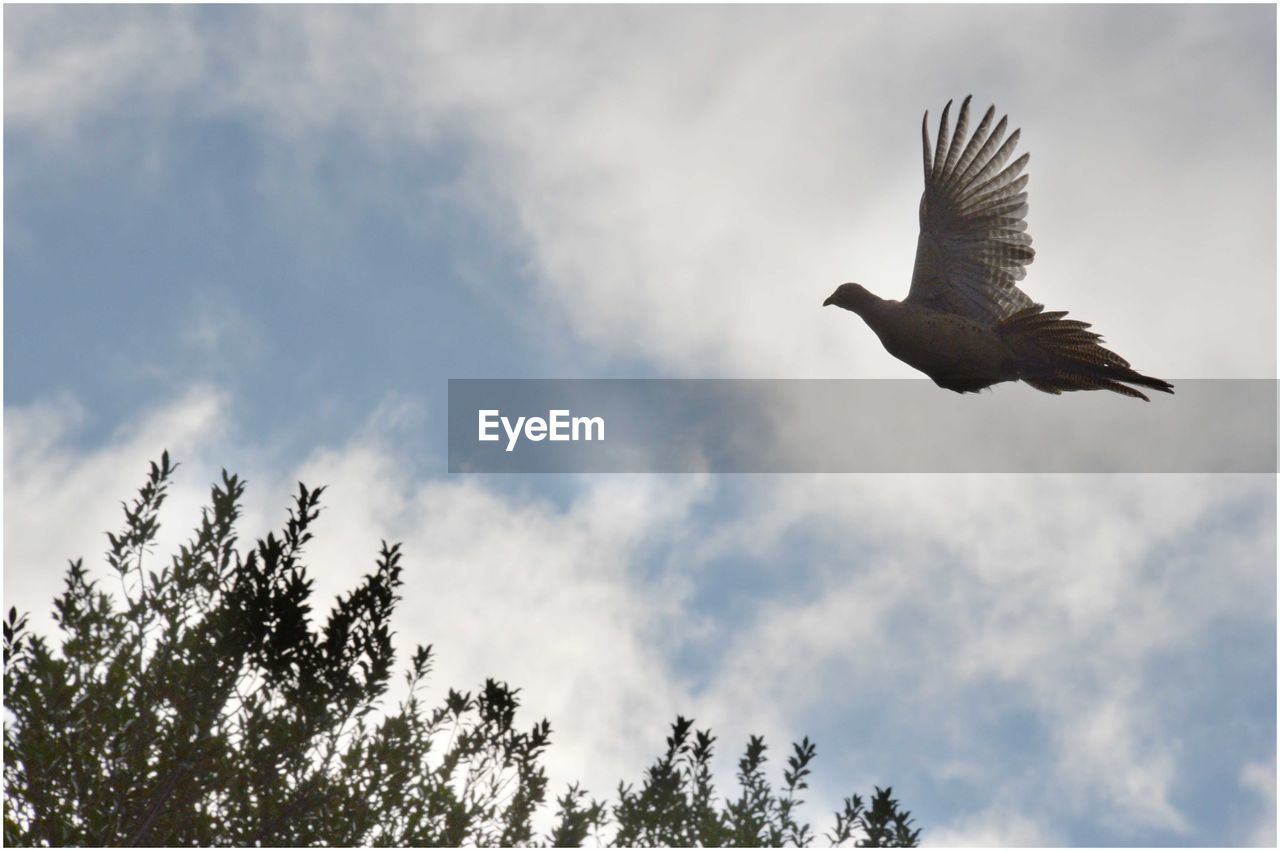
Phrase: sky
[{"left": 4, "top": 5, "right": 1276, "bottom": 846}]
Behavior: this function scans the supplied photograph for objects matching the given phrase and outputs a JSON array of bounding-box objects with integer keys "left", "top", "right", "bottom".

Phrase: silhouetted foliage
[
  {"left": 4, "top": 455, "right": 919, "bottom": 847},
  {"left": 610, "top": 718, "right": 919, "bottom": 848}
]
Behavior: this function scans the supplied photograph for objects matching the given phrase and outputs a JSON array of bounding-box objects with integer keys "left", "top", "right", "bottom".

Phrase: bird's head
[{"left": 823, "top": 282, "right": 874, "bottom": 313}]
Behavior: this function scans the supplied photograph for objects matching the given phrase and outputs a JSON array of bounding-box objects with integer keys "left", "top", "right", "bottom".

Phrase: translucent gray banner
[{"left": 447, "top": 379, "right": 1276, "bottom": 473}]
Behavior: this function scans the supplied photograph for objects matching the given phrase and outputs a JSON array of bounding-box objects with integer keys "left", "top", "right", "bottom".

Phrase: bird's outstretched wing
[{"left": 906, "top": 96, "right": 1036, "bottom": 324}]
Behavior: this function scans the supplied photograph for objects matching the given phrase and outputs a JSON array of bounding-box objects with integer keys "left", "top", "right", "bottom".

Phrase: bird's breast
[{"left": 863, "top": 303, "right": 1013, "bottom": 384}]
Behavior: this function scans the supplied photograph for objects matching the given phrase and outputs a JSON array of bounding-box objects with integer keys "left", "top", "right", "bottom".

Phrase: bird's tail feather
[{"left": 999, "top": 306, "right": 1174, "bottom": 401}]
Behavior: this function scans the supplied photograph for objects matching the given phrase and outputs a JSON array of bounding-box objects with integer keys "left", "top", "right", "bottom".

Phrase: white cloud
[
  {"left": 282, "top": 428, "right": 716, "bottom": 793},
  {"left": 4, "top": 387, "right": 1273, "bottom": 842},
  {"left": 426, "top": 5, "right": 1271, "bottom": 379},
  {"left": 681, "top": 473, "right": 1272, "bottom": 838},
  {"left": 4, "top": 7, "right": 1274, "bottom": 844},
  {"left": 3, "top": 387, "right": 230, "bottom": 636},
  {"left": 8, "top": 6, "right": 1272, "bottom": 378},
  {"left": 1240, "top": 759, "right": 1277, "bottom": 847},
  {"left": 926, "top": 805, "right": 1060, "bottom": 847},
  {"left": 4, "top": 7, "right": 206, "bottom": 144},
  {"left": 3, "top": 388, "right": 713, "bottom": 807}
]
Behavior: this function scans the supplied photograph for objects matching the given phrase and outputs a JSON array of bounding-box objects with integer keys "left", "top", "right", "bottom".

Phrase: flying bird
[{"left": 824, "top": 96, "right": 1173, "bottom": 400}]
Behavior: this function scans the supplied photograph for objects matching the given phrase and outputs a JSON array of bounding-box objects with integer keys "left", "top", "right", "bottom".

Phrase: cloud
[
  {"left": 8, "top": 6, "right": 1272, "bottom": 379},
  {"left": 3, "top": 386, "right": 713, "bottom": 806},
  {"left": 396, "top": 6, "right": 1274, "bottom": 378},
  {"left": 926, "top": 805, "right": 1060, "bottom": 847},
  {"left": 5, "top": 386, "right": 1274, "bottom": 842},
  {"left": 1240, "top": 759, "right": 1277, "bottom": 847},
  {"left": 682, "top": 473, "right": 1273, "bottom": 838},
  {"left": 5, "top": 8, "right": 1274, "bottom": 844},
  {"left": 4, "top": 387, "right": 230, "bottom": 636},
  {"left": 4, "top": 6, "right": 206, "bottom": 145},
  {"left": 282, "top": 424, "right": 718, "bottom": 792}
]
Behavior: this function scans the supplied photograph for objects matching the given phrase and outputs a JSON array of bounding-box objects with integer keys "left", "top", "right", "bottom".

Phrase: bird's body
[
  {"left": 825, "top": 96, "right": 1173, "bottom": 401},
  {"left": 845, "top": 293, "right": 1012, "bottom": 392}
]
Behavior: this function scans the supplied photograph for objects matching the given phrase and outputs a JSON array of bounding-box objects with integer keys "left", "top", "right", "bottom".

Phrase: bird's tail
[{"left": 998, "top": 305, "right": 1174, "bottom": 401}]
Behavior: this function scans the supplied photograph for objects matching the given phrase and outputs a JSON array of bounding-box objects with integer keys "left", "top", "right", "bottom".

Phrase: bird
[{"left": 823, "top": 96, "right": 1173, "bottom": 401}]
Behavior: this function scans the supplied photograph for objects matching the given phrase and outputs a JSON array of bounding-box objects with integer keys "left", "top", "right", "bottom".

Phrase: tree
[
  {"left": 608, "top": 718, "right": 919, "bottom": 848},
  {"left": 4, "top": 455, "right": 919, "bottom": 847}
]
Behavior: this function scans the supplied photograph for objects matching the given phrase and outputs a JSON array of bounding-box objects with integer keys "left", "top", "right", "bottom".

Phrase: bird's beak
[{"left": 822, "top": 294, "right": 835, "bottom": 307}]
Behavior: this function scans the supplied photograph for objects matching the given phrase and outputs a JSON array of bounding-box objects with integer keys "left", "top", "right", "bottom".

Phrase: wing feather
[
  {"left": 963, "top": 153, "right": 1029, "bottom": 206},
  {"left": 956, "top": 116, "right": 1008, "bottom": 187},
  {"left": 921, "top": 111, "right": 933, "bottom": 178},
  {"left": 947, "top": 104, "right": 996, "bottom": 187},
  {"left": 962, "top": 130, "right": 1021, "bottom": 200},
  {"left": 960, "top": 173, "right": 1028, "bottom": 215},
  {"left": 941, "top": 96, "right": 969, "bottom": 178},
  {"left": 931, "top": 100, "right": 952, "bottom": 183},
  {"left": 907, "top": 98, "right": 1036, "bottom": 324}
]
